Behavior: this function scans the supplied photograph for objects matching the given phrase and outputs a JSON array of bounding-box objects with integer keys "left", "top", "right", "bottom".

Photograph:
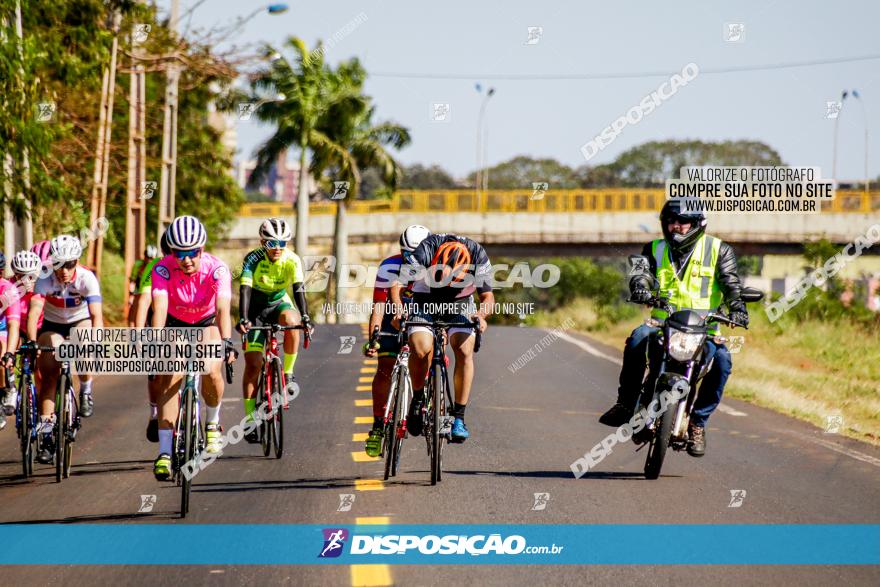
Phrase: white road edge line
[
  {"left": 553, "top": 330, "right": 745, "bottom": 416},
  {"left": 554, "top": 329, "right": 880, "bottom": 468}
]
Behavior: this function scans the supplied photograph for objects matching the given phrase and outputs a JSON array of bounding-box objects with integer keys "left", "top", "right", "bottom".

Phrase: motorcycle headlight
[{"left": 668, "top": 331, "right": 704, "bottom": 362}]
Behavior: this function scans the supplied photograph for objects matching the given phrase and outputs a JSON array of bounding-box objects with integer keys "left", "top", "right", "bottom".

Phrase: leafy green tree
[
  {"left": 467, "top": 155, "right": 580, "bottom": 189},
  {"left": 399, "top": 163, "right": 458, "bottom": 189}
]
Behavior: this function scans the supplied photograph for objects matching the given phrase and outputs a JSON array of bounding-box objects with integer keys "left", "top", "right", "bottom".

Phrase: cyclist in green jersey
[{"left": 236, "top": 218, "right": 312, "bottom": 443}]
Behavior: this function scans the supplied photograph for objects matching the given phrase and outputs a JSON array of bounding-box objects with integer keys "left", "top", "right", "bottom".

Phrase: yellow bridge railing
[{"left": 240, "top": 189, "right": 880, "bottom": 217}]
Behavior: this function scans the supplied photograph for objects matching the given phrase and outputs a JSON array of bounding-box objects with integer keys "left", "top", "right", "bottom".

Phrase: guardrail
[{"left": 240, "top": 189, "right": 880, "bottom": 217}]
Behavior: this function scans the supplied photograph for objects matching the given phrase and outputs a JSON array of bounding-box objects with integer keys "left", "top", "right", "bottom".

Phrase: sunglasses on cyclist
[
  {"left": 57, "top": 260, "right": 77, "bottom": 270},
  {"left": 264, "top": 240, "right": 287, "bottom": 250},
  {"left": 174, "top": 248, "right": 201, "bottom": 260}
]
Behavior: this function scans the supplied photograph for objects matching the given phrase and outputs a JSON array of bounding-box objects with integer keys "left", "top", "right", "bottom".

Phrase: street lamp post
[
  {"left": 475, "top": 85, "right": 495, "bottom": 197},
  {"left": 851, "top": 90, "right": 870, "bottom": 194}
]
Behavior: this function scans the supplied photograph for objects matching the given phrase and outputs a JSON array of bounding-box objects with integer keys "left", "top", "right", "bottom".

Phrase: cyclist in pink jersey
[
  {"left": 1, "top": 251, "right": 41, "bottom": 417},
  {"left": 0, "top": 253, "right": 22, "bottom": 427},
  {"left": 149, "top": 216, "right": 238, "bottom": 481}
]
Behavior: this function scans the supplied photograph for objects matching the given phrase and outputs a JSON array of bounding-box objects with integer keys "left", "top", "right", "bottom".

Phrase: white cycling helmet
[
  {"left": 50, "top": 235, "right": 83, "bottom": 264},
  {"left": 167, "top": 215, "right": 207, "bottom": 250},
  {"left": 145, "top": 244, "right": 159, "bottom": 259},
  {"left": 11, "top": 250, "right": 41, "bottom": 275},
  {"left": 399, "top": 225, "right": 431, "bottom": 252},
  {"left": 259, "top": 217, "right": 292, "bottom": 241}
]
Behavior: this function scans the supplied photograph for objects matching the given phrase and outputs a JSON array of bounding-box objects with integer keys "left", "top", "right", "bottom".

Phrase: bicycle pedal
[{"left": 439, "top": 416, "right": 454, "bottom": 435}]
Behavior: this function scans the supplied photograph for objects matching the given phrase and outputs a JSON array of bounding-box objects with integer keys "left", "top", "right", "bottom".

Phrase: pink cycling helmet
[{"left": 31, "top": 239, "right": 52, "bottom": 262}]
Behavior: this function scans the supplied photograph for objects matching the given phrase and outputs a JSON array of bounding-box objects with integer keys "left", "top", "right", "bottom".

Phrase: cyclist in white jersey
[{"left": 28, "top": 235, "right": 103, "bottom": 464}]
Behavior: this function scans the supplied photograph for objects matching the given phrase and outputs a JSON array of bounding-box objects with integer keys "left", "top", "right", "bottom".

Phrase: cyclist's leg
[
  {"left": 448, "top": 325, "right": 476, "bottom": 441},
  {"left": 406, "top": 328, "right": 433, "bottom": 437},
  {"left": 274, "top": 297, "right": 299, "bottom": 379},
  {"left": 35, "top": 326, "right": 65, "bottom": 461},
  {"left": 200, "top": 325, "right": 225, "bottom": 453},
  {"left": 154, "top": 371, "right": 182, "bottom": 479},
  {"left": 70, "top": 319, "right": 94, "bottom": 416},
  {"left": 365, "top": 353, "right": 396, "bottom": 457}
]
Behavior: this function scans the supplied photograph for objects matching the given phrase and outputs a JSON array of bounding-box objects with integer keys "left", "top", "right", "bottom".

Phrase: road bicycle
[
  {"left": 368, "top": 326, "right": 412, "bottom": 481},
  {"left": 13, "top": 341, "right": 54, "bottom": 479},
  {"left": 398, "top": 317, "right": 481, "bottom": 486},
  {"left": 52, "top": 349, "right": 79, "bottom": 483},
  {"left": 244, "top": 324, "right": 310, "bottom": 458},
  {"left": 174, "top": 359, "right": 233, "bottom": 518}
]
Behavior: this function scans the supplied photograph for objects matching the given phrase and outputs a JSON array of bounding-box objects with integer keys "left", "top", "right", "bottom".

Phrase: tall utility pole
[
  {"left": 3, "top": 0, "right": 33, "bottom": 262},
  {"left": 124, "top": 28, "right": 147, "bottom": 309},
  {"left": 157, "top": 0, "right": 180, "bottom": 244},
  {"left": 87, "top": 10, "right": 121, "bottom": 277}
]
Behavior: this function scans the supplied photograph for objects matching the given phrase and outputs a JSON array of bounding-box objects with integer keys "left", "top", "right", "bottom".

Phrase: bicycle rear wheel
[
  {"left": 180, "top": 383, "right": 197, "bottom": 518},
  {"left": 271, "top": 359, "right": 284, "bottom": 458},
  {"left": 62, "top": 388, "right": 75, "bottom": 479},
  {"left": 430, "top": 364, "right": 443, "bottom": 486}
]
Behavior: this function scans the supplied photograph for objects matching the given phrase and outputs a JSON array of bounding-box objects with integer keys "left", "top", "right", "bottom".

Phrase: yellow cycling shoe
[
  {"left": 153, "top": 453, "right": 172, "bottom": 481},
  {"left": 205, "top": 424, "right": 223, "bottom": 454}
]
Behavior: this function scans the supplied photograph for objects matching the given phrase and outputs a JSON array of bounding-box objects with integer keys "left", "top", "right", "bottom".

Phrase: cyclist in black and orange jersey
[{"left": 390, "top": 233, "right": 494, "bottom": 443}]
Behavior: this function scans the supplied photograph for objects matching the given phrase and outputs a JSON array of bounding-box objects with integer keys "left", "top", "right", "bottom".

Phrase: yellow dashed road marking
[
  {"left": 351, "top": 565, "right": 392, "bottom": 586},
  {"left": 356, "top": 517, "right": 390, "bottom": 525},
  {"left": 358, "top": 376, "right": 372, "bottom": 383},
  {"left": 352, "top": 432, "right": 368, "bottom": 441},
  {"left": 354, "top": 416, "right": 373, "bottom": 424},
  {"left": 356, "top": 385, "right": 372, "bottom": 391},
  {"left": 360, "top": 367, "right": 375, "bottom": 374},
  {"left": 351, "top": 451, "right": 380, "bottom": 463},
  {"left": 354, "top": 479, "right": 384, "bottom": 491},
  {"left": 355, "top": 399, "right": 372, "bottom": 407}
]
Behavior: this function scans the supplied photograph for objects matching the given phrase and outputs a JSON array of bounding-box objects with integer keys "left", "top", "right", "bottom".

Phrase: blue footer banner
[{"left": 0, "top": 524, "right": 878, "bottom": 564}]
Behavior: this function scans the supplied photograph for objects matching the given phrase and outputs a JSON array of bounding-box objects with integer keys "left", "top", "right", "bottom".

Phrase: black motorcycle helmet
[{"left": 660, "top": 200, "right": 707, "bottom": 253}]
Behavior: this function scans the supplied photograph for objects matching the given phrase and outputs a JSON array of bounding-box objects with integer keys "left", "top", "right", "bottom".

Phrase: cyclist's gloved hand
[
  {"left": 223, "top": 338, "right": 239, "bottom": 362},
  {"left": 236, "top": 318, "right": 251, "bottom": 334},
  {"left": 362, "top": 340, "right": 380, "bottom": 357},
  {"left": 730, "top": 310, "right": 749, "bottom": 328},
  {"left": 2, "top": 352, "right": 14, "bottom": 368},
  {"left": 630, "top": 287, "right": 653, "bottom": 304},
  {"left": 301, "top": 314, "right": 313, "bottom": 334}
]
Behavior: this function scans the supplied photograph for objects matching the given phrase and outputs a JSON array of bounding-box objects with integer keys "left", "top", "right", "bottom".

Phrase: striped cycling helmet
[
  {"left": 166, "top": 215, "right": 207, "bottom": 250},
  {"left": 50, "top": 235, "right": 83, "bottom": 263},
  {"left": 31, "top": 239, "right": 52, "bottom": 262},
  {"left": 259, "top": 217, "right": 292, "bottom": 241},
  {"left": 11, "top": 250, "right": 41, "bottom": 275}
]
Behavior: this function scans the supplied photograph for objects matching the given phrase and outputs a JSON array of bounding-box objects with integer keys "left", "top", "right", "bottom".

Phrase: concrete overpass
[{"left": 224, "top": 189, "right": 880, "bottom": 256}]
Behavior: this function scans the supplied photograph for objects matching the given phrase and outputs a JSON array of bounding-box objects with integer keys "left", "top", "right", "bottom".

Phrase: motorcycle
[{"left": 628, "top": 256, "right": 764, "bottom": 479}]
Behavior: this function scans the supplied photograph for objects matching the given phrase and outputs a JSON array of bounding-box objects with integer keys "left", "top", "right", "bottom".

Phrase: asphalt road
[{"left": 0, "top": 323, "right": 878, "bottom": 586}]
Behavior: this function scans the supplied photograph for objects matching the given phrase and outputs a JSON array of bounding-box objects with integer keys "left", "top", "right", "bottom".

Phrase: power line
[{"left": 370, "top": 53, "right": 880, "bottom": 80}]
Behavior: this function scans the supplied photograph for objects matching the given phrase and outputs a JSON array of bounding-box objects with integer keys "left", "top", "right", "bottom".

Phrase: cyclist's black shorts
[
  {"left": 166, "top": 314, "right": 216, "bottom": 328},
  {"left": 38, "top": 319, "right": 90, "bottom": 339},
  {"left": 407, "top": 293, "right": 474, "bottom": 337}
]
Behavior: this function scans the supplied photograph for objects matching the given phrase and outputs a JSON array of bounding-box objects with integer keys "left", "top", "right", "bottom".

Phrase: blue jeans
[{"left": 616, "top": 324, "right": 732, "bottom": 427}]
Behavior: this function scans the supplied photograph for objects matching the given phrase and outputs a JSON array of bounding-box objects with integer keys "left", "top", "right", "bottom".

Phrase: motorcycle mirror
[{"left": 740, "top": 286, "right": 764, "bottom": 303}]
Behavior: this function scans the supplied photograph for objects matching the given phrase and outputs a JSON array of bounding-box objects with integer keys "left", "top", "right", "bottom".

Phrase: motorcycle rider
[{"left": 598, "top": 200, "right": 749, "bottom": 457}]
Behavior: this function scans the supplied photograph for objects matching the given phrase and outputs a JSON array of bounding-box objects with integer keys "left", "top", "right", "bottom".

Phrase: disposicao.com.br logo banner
[{"left": 0, "top": 525, "right": 878, "bottom": 565}]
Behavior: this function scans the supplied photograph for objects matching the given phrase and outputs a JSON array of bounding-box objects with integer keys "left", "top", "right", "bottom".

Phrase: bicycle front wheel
[
  {"left": 54, "top": 374, "right": 69, "bottom": 483},
  {"left": 271, "top": 359, "right": 284, "bottom": 459},
  {"left": 19, "top": 379, "right": 32, "bottom": 479},
  {"left": 63, "top": 388, "right": 74, "bottom": 479},
  {"left": 180, "top": 384, "right": 197, "bottom": 518},
  {"left": 431, "top": 364, "right": 444, "bottom": 486},
  {"left": 257, "top": 368, "right": 271, "bottom": 457},
  {"left": 383, "top": 387, "right": 399, "bottom": 481}
]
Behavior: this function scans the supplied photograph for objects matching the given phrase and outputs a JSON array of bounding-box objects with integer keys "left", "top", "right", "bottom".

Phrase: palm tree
[
  {"left": 245, "top": 37, "right": 366, "bottom": 255},
  {"left": 311, "top": 61, "right": 410, "bottom": 320}
]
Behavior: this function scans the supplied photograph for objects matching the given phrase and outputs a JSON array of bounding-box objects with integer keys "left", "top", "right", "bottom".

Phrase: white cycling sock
[
  {"left": 80, "top": 380, "right": 93, "bottom": 394},
  {"left": 206, "top": 404, "right": 220, "bottom": 426},
  {"left": 158, "top": 429, "right": 173, "bottom": 455},
  {"left": 149, "top": 402, "right": 158, "bottom": 419}
]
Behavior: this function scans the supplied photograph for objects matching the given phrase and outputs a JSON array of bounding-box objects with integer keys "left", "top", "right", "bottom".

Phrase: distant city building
[
  {"left": 236, "top": 149, "right": 316, "bottom": 202},
  {"left": 206, "top": 105, "right": 237, "bottom": 176}
]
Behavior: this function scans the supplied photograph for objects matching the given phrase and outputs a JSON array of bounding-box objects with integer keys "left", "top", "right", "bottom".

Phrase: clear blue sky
[{"left": 161, "top": 0, "right": 880, "bottom": 181}]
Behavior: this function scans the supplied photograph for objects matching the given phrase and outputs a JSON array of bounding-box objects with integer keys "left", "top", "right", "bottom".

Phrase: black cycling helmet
[
  {"left": 160, "top": 230, "right": 171, "bottom": 255},
  {"left": 660, "top": 200, "right": 707, "bottom": 253}
]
